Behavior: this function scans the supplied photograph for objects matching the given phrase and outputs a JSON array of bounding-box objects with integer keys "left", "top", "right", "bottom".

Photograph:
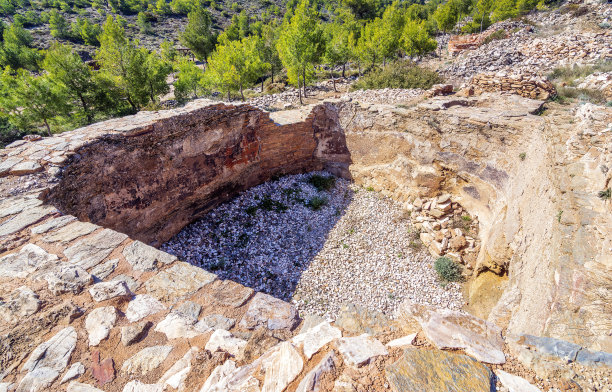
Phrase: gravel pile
[{"left": 162, "top": 172, "right": 464, "bottom": 318}]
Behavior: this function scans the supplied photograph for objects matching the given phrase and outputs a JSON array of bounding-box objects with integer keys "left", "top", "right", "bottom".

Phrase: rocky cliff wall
[{"left": 45, "top": 102, "right": 350, "bottom": 246}]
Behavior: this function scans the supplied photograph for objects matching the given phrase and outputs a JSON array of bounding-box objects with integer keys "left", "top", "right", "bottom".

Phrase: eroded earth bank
[{"left": 0, "top": 90, "right": 610, "bottom": 391}]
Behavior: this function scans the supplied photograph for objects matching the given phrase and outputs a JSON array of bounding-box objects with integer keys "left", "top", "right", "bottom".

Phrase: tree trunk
[
  {"left": 297, "top": 74, "right": 303, "bottom": 105},
  {"left": 240, "top": 83, "right": 245, "bottom": 101},
  {"left": 302, "top": 66, "right": 307, "bottom": 98},
  {"left": 79, "top": 95, "right": 93, "bottom": 124},
  {"left": 228, "top": 89, "right": 231, "bottom": 101},
  {"left": 261, "top": 79, "right": 264, "bottom": 93},
  {"left": 342, "top": 63, "right": 346, "bottom": 78},
  {"left": 43, "top": 118, "right": 51, "bottom": 136},
  {"left": 330, "top": 69, "right": 337, "bottom": 92}
]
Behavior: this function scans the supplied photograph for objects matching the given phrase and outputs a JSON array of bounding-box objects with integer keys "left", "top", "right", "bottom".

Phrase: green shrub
[
  {"left": 482, "top": 29, "right": 507, "bottom": 45},
  {"left": 519, "top": 152, "right": 526, "bottom": 161},
  {"left": 351, "top": 61, "right": 443, "bottom": 91},
  {"left": 259, "top": 196, "right": 288, "bottom": 212},
  {"left": 598, "top": 188, "right": 611, "bottom": 200},
  {"left": 307, "top": 196, "right": 328, "bottom": 210},
  {"left": 307, "top": 174, "right": 336, "bottom": 192},
  {"left": 434, "top": 256, "right": 462, "bottom": 282}
]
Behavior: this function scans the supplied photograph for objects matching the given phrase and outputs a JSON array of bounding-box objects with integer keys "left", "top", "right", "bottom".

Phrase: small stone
[
  {"left": 158, "top": 347, "right": 198, "bottom": 390},
  {"left": 90, "top": 259, "right": 119, "bottom": 280},
  {"left": 42, "top": 222, "right": 98, "bottom": 244},
  {"left": 144, "top": 262, "right": 216, "bottom": 302},
  {"left": 495, "top": 370, "right": 541, "bottom": 392},
  {"left": 155, "top": 312, "right": 210, "bottom": 339},
  {"left": 205, "top": 329, "right": 247, "bottom": 357},
  {"left": 121, "top": 346, "right": 173, "bottom": 376},
  {"left": 123, "top": 241, "right": 177, "bottom": 272},
  {"left": 9, "top": 160, "right": 42, "bottom": 175},
  {"left": 125, "top": 294, "right": 166, "bottom": 322},
  {"left": 292, "top": 321, "right": 342, "bottom": 359},
  {"left": 296, "top": 351, "right": 338, "bottom": 392},
  {"left": 45, "top": 265, "right": 92, "bottom": 295},
  {"left": 449, "top": 235, "right": 467, "bottom": 250},
  {"left": 260, "top": 341, "right": 304, "bottom": 392},
  {"left": 88, "top": 280, "right": 132, "bottom": 302},
  {"left": 91, "top": 350, "right": 115, "bottom": 385},
  {"left": 0, "top": 206, "right": 56, "bottom": 237},
  {"left": 23, "top": 326, "right": 77, "bottom": 374},
  {"left": 172, "top": 301, "right": 202, "bottom": 323},
  {"left": 386, "top": 334, "right": 417, "bottom": 348},
  {"left": 60, "top": 362, "right": 85, "bottom": 384},
  {"left": 200, "top": 314, "right": 236, "bottom": 331},
  {"left": 239, "top": 292, "right": 299, "bottom": 331},
  {"left": 0, "top": 244, "right": 58, "bottom": 279},
  {"left": 0, "top": 286, "right": 40, "bottom": 323},
  {"left": 16, "top": 367, "right": 59, "bottom": 392},
  {"left": 122, "top": 381, "right": 163, "bottom": 392},
  {"left": 85, "top": 306, "right": 117, "bottom": 346},
  {"left": 337, "top": 334, "right": 388, "bottom": 367},
  {"left": 31, "top": 215, "right": 76, "bottom": 234},
  {"left": 207, "top": 280, "right": 254, "bottom": 308},
  {"left": 121, "top": 321, "right": 152, "bottom": 346},
  {"left": 111, "top": 274, "right": 140, "bottom": 292},
  {"left": 64, "top": 229, "right": 128, "bottom": 270},
  {"left": 66, "top": 382, "right": 104, "bottom": 392}
]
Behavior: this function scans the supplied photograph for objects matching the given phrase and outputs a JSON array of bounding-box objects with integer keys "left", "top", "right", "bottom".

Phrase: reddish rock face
[
  {"left": 46, "top": 103, "right": 350, "bottom": 246},
  {"left": 91, "top": 350, "right": 115, "bottom": 385}
]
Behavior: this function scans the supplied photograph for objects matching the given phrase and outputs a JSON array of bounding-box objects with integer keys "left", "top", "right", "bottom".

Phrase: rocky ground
[{"left": 162, "top": 172, "right": 464, "bottom": 319}]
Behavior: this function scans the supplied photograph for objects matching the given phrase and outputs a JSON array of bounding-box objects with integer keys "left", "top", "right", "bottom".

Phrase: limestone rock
[
  {"left": 386, "top": 334, "right": 417, "bottom": 348},
  {"left": 0, "top": 206, "right": 57, "bottom": 237},
  {"left": 112, "top": 274, "right": 140, "bottom": 292},
  {"left": 0, "top": 197, "right": 41, "bottom": 219},
  {"left": 10, "top": 160, "right": 42, "bottom": 175},
  {"left": 125, "top": 294, "right": 166, "bottom": 322},
  {"left": 0, "top": 157, "right": 23, "bottom": 177},
  {"left": 88, "top": 280, "right": 132, "bottom": 302},
  {"left": 295, "top": 351, "right": 338, "bottom": 392},
  {"left": 123, "top": 241, "right": 177, "bottom": 271},
  {"left": 42, "top": 222, "right": 98, "bottom": 244},
  {"left": 199, "top": 360, "right": 239, "bottom": 392},
  {"left": 23, "top": 326, "right": 77, "bottom": 374},
  {"left": 31, "top": 215, "right": 76, "bottom": 234},
  {"left": 385, "top": 348, "right": 493, "bottom": 392},
  {"left": 90, "top": 258, "right": 118, "bottom": 280},
  {"left": 144, "top": 262, "right": 216, "bottom": 302},
  {"left": 495, "top": 370, "right": 541, "bottom": 392},
  {"left": 121, "top": 321, "right": 152, "bottom": 346},
  {"left": 45, "top": 265, "right": 92, "bottom": 295},
  {"left": 399, "top": 302, "right": 505, "bottom": 364},
  {"left": 335, "top": 303, "right": 393, "bottom": 335},
  {"left": 337, "top": 334, "right": 388, "bottom": 367},
  {"left": 172, "top": 301, "right": 202, "bottom": 323},
  {"left": 123, "top": 381, "right": 164, "bottom": 392},
  {"left": 85, "top": 306, "right": 117, "bottom": 346},
  {"left": 0, "top": 286, "right": 40, "bottom": 323},
  {"left": 260, "top": 341, "right": 304, "bottom": 392},
  {"left": 199, "top": 314, "right": 236, "bottom": 331},
  {"left": 292, "top": 321, "right": 342, "bottom": 359},
  {"left": 158, "top": 347, "right": 198, "bottom": 390},
  {"left": 207, "top": 280, "right": 254, "bottom": 308},
  {"left": 0, "top": 244, "right": 58, "bottom": 279},
  {"left": 60, "top": 362, "right": 85, "bottom": 384},
  {"left": 121, "top": 346, "right": 173, "bottom": 375},
  {"left": 155, "top": 312, "right": 210, "bottom": 339},
  {"left": 64, "top": 229, "right": 128, "bottom": 270},
  {"left": 298, "top": 314, "right": 326, "bottom": 334},
  {"left": 66, "top": 382, "right": 104, "bottom": 392},
  {"left": 15, "top": 367, "right": 59, "bottom": 392},
  {"left": 239, "top": 292, "right": 299, "bottom": 331},
  {"left": 205, "top": 329, "right": 247, "bottom": 357}
]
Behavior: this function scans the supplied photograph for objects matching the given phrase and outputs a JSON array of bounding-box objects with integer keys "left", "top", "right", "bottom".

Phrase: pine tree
[
  {"left": 277, "top": 0, "right": 324, "bottom": 104},
  {"left": 179, "top": 8, "right": 216, "bottom": 62},
  {"left": 49, "top": 10, "right": 69, "bottom": 39},
  {"left": 402, "top": 19, "right": 437, "bottom": 57},
  {"left": 173, "top": 57, "right": 205, "bottom": 103}
]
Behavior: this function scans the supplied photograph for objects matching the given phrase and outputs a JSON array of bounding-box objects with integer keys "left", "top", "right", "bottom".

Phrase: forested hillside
[{"left": 0, "top": 0, "right": 565, "bottom": 146}]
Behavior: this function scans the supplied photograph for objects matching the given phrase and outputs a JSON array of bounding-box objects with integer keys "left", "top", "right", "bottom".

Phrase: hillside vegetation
[{"left": 0, "top": 0, "right": 566, "bottom": 146}]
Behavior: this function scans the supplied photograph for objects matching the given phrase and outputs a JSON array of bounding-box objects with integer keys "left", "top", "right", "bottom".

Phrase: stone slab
[
  {"left": 239, "top": 292, "right": 299, "bottom": 331},
  {"left": 144, "top": 262, "right": 216, "bottom": 302},
  {"left": 64, "top": 229, "right": 128, "bottom": 270}
]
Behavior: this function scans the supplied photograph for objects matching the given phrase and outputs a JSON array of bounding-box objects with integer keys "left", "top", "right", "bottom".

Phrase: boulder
[
  {"left": 398, "top": 302, "right": 505, "bottom": 364},
  {"left": 385, "top": 348, "right": 493, "bottom": 392},
  {"left": 292, "top": 322, "right": 342, "bottom": 359},
  {"left": 336, "top": 334, "right": 388, "bottom": 367},
  {"left": 239, "top": 292, "right": 299, "bottom": 331}
]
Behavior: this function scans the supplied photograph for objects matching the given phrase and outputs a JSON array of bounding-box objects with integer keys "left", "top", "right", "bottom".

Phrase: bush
[
  {"left": 482, "top": 29, "right": 507, "bottom": 45},
  {"left": 351, "top": 61, "right": 443, "bottom": 91},
  {"left": 434, "top": 256, "right": 463, "bottom": 282},
  {"left": 307, "top": 196, "right": 328, "bottom": 210},
  {"left": 555, "top": 86, "right": 608, "bottom": 105},
  {"left": 308, "top": 174, "right": 336, "bottom": 192}
]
